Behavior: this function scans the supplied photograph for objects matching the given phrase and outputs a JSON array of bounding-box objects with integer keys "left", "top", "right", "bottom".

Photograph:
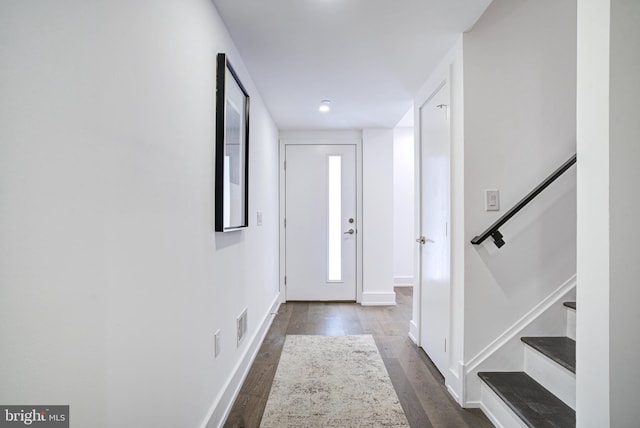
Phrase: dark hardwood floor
[{"left": 224, "top": 288, "right": 493, "bottom": 428}]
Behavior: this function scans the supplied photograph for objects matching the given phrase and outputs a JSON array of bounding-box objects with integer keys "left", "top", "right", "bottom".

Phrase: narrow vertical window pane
[{"left": 328, "top": 155, "right": 342, "bottom": 282}]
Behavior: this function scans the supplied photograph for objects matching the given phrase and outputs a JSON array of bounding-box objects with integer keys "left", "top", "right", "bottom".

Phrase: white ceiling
[{"left": 212, "top": 0, "right": 492, "bottom": 130}]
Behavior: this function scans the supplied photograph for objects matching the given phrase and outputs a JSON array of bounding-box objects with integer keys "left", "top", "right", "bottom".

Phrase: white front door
[
  {"left": 418, "top": 82, "right": 451, "bottom": 377},
  {"left": 285, "top": 144, "right": 357, "bottom": 301}
]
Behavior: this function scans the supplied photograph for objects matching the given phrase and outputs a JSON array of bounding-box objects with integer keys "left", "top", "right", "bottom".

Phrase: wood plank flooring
[{"left": 224, "top": 288, "right": 493, "bottom": 428}]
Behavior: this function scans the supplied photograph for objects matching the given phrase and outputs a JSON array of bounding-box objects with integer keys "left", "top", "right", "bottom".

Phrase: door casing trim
[{"left": 279, "top": 131, "right": 363, "bottom": 304}]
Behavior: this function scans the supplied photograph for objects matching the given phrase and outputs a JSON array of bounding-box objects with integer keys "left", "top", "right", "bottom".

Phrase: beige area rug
[{"left": 260, "top": 335, "right": 410, "bottom": 427}]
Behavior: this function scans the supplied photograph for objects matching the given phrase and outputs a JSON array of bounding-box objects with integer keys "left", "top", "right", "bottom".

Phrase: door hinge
[
  {"left": 444, "top": 338, "right": 447, "bottom": 352},
  {"left": 284, "top": 160, "right": 286, "bottom": 170},
  {"left": 284, "top": 276, "right": 287, "bottom": 285},
  {"left": 284, "top": 218, "right": 286, "bottom": 228}
]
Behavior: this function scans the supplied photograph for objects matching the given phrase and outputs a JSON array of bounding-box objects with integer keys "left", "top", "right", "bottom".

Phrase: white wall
[
  {"left": 462, "top": 0, "right": 577, "bottom": 362},
  {"left": 393, "top": 127, "right": 415, "bottom": 287},
  {"left": 577, "top": 0, "right": 640, "bottom": 426},
  {"left": 362, "top": 129, "right": 396, "bottom": 305},
  {"left": 0, "top": 2, "right": 280, "bottom": 427},
  {"left": 608, "top": 2, "right": 640, "bottom": 424}
]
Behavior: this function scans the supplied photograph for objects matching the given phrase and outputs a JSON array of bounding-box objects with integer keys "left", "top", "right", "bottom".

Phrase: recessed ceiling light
[{"left": 319, "top": 100, "right": 331, "bottom": 113}]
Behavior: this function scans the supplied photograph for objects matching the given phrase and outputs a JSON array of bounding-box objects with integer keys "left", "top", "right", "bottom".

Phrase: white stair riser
[
  {"left": 566, "top": 308, "right": 576, "bottom": 340},
  {"left": 479, "top": 383, "right": 529, "bottom": 428},
  {"left": 524, "top": 345, "right": 576, "bottom": 410}
]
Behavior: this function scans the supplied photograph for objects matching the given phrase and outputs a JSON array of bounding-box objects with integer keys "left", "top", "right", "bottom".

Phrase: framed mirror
[{"left": 215, "top": 53, "right": 250, "bottom": 232}]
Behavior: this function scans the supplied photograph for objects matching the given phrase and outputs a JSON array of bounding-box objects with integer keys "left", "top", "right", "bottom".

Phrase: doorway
[
  {"left": 280, "top": 139, "right": 361, "bottom": 301},
  {"left": 417, "top": 81, "right": 451, "bottom": 377}
]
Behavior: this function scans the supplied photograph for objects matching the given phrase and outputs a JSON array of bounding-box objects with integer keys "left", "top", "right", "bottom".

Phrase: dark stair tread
[
  {"left": 478, "top": 371, "right": 575, "bottom": 428},
  {"left": 563, "top": 302, "right": 576, "bottom": 310},
  {"left": 521, "top": 336, "right": 576, "bottom": 373}
]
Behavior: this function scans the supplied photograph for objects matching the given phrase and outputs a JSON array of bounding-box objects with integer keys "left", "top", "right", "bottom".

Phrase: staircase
[{"left": 478, "top": 302, "right": 576, "bottom": 428}]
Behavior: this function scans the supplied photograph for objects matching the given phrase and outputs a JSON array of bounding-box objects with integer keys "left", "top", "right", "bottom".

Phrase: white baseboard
[
  {"left": 445, "top": 362, "right": 465, "bottom": 406},
  {"left": 393, "top": 276, "right": 414, "bottom": 288},
  {"left": 361, "top": 291, "right": 397, "bottom": 306},
  {"left": 465, "top": 400, "right": 481, "bottom": 409},
  {"left": 446, "top": 383, "right": 461, "bottom": 404},
  {"left": 201, "top": 293, "right": 281, "bottom": 428},
  {"left": 408, "top": 320, "right": 419, "bottom": 344}
]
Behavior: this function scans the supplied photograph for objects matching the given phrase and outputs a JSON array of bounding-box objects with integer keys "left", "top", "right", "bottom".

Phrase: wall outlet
[
  {"left": 256, "top": 211, "right": 263, "bottom": 226},
  {"left": 237, "top": 308, "right": 248, "bottom": 346},
  {"left": 214, "top": 329, "right": 221, "bottom": 358}
]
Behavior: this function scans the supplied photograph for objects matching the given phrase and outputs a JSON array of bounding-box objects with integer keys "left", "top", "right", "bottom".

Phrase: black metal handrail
[{"left": 471, "top": 154, "right": 577, "bottom": 248}]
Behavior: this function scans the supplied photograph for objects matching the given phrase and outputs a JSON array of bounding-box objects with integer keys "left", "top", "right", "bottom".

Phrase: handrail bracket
[{"left": 491, "top": 230, "right": 505, "bottom": 248}]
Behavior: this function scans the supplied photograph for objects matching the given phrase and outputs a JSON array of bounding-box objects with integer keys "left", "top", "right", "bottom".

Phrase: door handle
[
  {"left": 344, "top": 229, "right": 355, "bottom": 235},
  {"left": 416, "top": 236, "right": 434, "bottom": 244}
]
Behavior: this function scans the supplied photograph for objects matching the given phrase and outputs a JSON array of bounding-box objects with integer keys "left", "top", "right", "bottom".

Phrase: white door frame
[
  {"left": 413, "top": 73, "right": 452, "bottom": 351},
  {"left": 418, "top": 77, "right": 451, "bottom": 378},
  {"left": 279, "top": 131, "right": 363, "bottom": 304}
]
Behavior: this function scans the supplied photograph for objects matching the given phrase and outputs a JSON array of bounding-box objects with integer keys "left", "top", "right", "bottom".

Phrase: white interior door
[
  {"left": 418, "top": 82, "right": 451, "bottom": 377},
  {"left": 285, "top": 144, "right": 357, "bottom": 301}
]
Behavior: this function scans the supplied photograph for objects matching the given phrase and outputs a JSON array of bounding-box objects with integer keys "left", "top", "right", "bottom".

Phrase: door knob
[{"left": 344, "top": 229, "right": 355, "bottom": 235}]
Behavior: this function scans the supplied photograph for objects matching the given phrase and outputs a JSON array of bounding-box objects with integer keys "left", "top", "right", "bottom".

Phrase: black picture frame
[{"left": 215, "top": 53, "right": 250, "bottom": 232}]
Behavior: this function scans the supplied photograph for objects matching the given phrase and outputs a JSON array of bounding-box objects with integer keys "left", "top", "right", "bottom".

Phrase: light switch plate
[{"left": 485, "top": 189, "right": 500, "bottom": 211}]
